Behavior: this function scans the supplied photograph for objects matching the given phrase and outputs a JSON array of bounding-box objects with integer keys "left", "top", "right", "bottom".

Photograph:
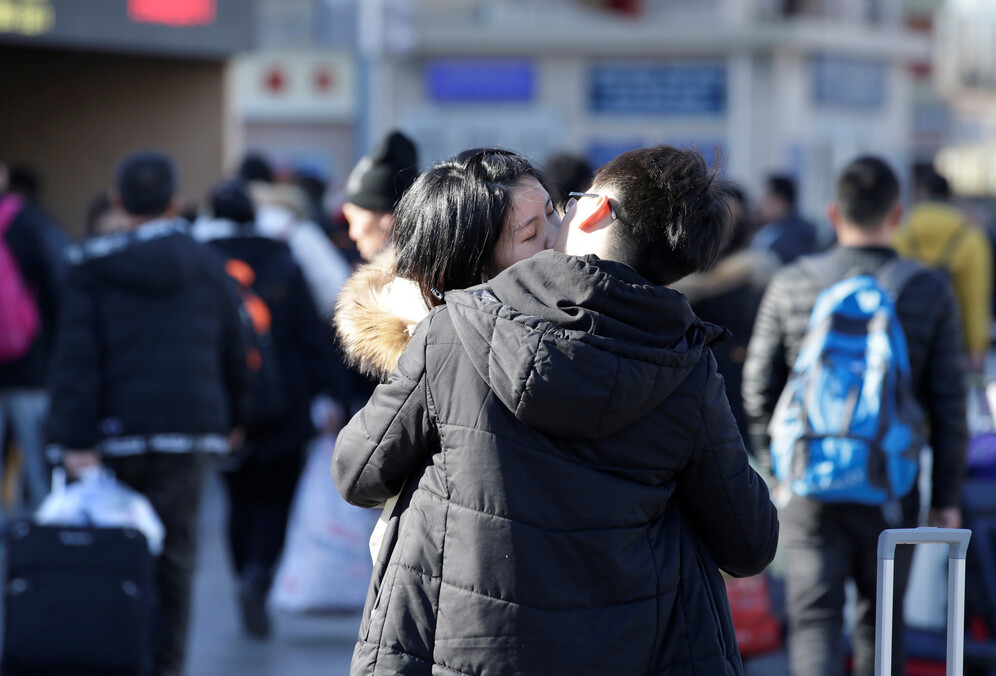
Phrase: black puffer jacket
[
  {"left": 334, "top": 252, "right": 779, "bottom": 676},
  {"left": 47, "top": 221, "right": 248, "bottom": 457},
  {"left": 742, "top": 246, "right": 966, "bottom": 510}
]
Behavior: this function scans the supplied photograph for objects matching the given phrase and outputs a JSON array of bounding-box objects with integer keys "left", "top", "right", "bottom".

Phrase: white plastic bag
[
  {"left": 35, "top": 467, "right": 165, "bottom": 555},
  {"left": 270, "top": 435, "right": 379, "bottom": 614}
]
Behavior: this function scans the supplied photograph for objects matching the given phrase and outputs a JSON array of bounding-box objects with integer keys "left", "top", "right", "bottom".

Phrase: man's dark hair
[
  {"left": 209, "top": 178, "right": 256, "bottom": 224},
  {"left": 544, "top": 152, "right": 593, "bottom": 203},
  {"left": 724, "top": 185, "right": 756, "bottom": 255},
  {"left": 593, "top": 145, "right": 732, "bottom": 286},
  {"left": 239, "top": 152, "right": 275, "bottom": 184},
  {"left": 920, "top": 168, "right": 951, "bottom": 200},
  {"left": 766, "top": 175, "right": 797, "bottom": 209},
  {"left": 394, "top": 148, "right": 552, "bottom": 308},
  {"left": 114, "top": 151, "right": 178, "bottom": 217},
  {"left": 9, "top": 166, "right": 41, "bottom": 204},
  {"left": 836, "top": 156, "right": 900, "bottom": 232}
]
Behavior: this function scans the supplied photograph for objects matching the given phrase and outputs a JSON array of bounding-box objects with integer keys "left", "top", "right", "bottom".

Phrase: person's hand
[
  {"left": 969, "top": 351, "right": 988, "bottom": 376},
  {"left": 321, "top": 403, "right": 345, "bottom": 435},
  {"left": 928, "top": 506, "right": 962, "bottom": 529},
  {"left": 63, "top": 450, "right": 101, "bottom": 480},
  {"left": 228, "top": 427, "right": 246, "bottom": 453},
  {"left": 311, "top": 396, "right": 346, "bottom": 436}
]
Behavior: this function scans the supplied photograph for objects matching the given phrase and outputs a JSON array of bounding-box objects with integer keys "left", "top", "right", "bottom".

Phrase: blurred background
[
  {"left": 1, "top": 2, "right": 992, "bottom": 674},
  {"left": 0, "top": 0, "right": 991, "bottom": 232}
]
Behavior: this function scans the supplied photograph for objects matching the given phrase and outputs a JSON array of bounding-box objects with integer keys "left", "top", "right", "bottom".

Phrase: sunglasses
[{"left": 566, "top": 192, "right": 618, "bottom": 221}]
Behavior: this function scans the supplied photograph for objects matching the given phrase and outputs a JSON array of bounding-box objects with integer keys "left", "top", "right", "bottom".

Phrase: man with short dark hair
[
  {"left": 333, "top": 144, "right": 778, "bottom": 675},
  {"left": 753, "top": 173, "right": 819, "bottom": 264},
  {"left": 743, "top": 156, "right": 966, "bottom": 676},
  {"left": 895, "top": 168, "right": 992, "bottom": 373},
  {"left": 47, "top": 151, "right": 248, "bottom": 676}
]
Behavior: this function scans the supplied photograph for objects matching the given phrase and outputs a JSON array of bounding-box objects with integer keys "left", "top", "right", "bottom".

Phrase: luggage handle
[
  {"left": 878, "top": 528, "right": 971, "bottom": 560},
  {"left": 875, "top": 528, "right": 972, "bottom": 676}
]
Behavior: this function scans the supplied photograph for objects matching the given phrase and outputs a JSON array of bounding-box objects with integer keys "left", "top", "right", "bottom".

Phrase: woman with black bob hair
[
  {"left": 332, "top": 148, "right": 559, "bottom": 663},
  {"left": 335, "top": 147, "right": 560, "bottom": 382}
]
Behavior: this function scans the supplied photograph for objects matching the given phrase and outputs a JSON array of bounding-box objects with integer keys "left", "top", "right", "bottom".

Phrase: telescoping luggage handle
[{"left": 875, "top": 528, "right": 972, "bottom": 676}]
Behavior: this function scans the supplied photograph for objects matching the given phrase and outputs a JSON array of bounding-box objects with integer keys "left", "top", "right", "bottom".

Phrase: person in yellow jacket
[{"left": 894, "top": 170, "right": 993, "bottom": 373}]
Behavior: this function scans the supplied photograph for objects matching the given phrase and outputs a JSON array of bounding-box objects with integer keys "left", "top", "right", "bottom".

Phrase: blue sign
[
  {"left": 588, "top": 139, "right": 725, "bottom": 171},
  {"left": 813, "top": 56, "right": 887, "bottom": 109},
  {"left": 587, "top": 139, "right": 644, "bottom": 170},
  {"left": 426, "top": 60, "right": 535, "bottom": 103},
  {"left": 589, "top": 63, "right": 726, "bottom": 116}
]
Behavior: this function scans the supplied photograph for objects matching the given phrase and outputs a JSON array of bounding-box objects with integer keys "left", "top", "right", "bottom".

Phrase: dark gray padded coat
[{"left": 333, "top": 252, "right": 779, "bottom": 676}]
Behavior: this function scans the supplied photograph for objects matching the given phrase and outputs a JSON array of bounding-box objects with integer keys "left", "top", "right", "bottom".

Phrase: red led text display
[{"left": 128, "top": 0, "right": 216, "bottom": 27}]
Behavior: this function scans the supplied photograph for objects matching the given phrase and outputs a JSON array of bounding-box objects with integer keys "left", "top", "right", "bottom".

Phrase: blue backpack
[{"left": 769, "top": 258, "right": 925, "bottom": 505}]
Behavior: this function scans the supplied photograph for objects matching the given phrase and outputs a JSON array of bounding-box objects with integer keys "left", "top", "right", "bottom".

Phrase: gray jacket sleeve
[
  {"left": 742, "top": 271, "right": 791, "bottom": 471},
  {"left": 677, "top": 351, "right": 779, "bottom": 578},
  {"left": 332, "top": 320, "right": 435, "bottom": 509}
]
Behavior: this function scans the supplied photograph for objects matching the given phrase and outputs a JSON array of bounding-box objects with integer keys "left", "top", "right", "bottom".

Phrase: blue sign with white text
[
  {"left": 427, "top": 60, "right": 535, "bottom": 102},
  {"left": 590, "top": 63, "right": 726, "bottom": 115},
  {"left": 813, "top": 56, "right": 886, "bottom": 109}
]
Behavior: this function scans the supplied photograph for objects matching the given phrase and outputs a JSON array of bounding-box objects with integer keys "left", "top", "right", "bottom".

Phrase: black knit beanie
[{"left": 344, "top": 130, "right": 418, "bottom": 212}]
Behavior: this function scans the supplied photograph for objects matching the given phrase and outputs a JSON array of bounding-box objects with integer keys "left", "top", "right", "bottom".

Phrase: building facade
[
  {"left": 358, "top": 0, "right": 927, "bottom": 219},
  {"left": 0, "top": 0, "right": 254, "bottom": 231}
]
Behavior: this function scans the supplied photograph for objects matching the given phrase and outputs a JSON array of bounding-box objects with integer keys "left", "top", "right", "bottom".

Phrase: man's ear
[
  {"left": 826, "top": 202, "right": 841, "bottom": 235},
  {"left": 886, "top": 203, "right": 903, "bottom": 229},
  {"left": 166, "top": 194, "right": 183, "bottom": 217},
  {"left": 577, "top": 195, "right": 613, "bottom": 233}
]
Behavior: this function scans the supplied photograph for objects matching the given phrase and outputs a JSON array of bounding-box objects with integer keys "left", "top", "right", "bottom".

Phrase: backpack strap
[{"left": 875, "top": 257, "right": 926, "bottom": 304}]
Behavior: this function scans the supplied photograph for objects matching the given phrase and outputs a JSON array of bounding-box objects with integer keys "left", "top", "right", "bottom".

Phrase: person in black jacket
[
  {"left": 193, "top": 178, "right": 331, "bottom": 639},
  {"left": 752, "top": 174, "right": 820, "bottom": 265},
  {"left": 0, "top": 153, "right": 61, "bottom": 510},
  {"left": 333, "top": 145, "right": 778, "bottom": 676},
  {"left": 47, "top": 152, "right": 248, "bottom": 676},
  {"left": 742, "top": 156, "right": 966, "bottom": 676}
]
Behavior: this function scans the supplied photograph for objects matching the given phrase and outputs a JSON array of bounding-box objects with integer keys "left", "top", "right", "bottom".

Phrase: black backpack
[{"left": 225, "top": 257, "right": 290, "bottom": 428}]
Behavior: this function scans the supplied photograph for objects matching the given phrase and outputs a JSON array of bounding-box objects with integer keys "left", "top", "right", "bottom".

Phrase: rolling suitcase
[
  {"left": 876, "top": 527, "right": 973, "bottom": 676},
  {"left": 1, "top": 520, "right": 154, "bottom": 676}
]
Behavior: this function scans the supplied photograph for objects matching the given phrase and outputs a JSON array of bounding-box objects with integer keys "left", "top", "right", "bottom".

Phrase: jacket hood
[
  {"left": 190, "top": 218, "right": 289, "bottom": 268},
  {"left": 905, "top": 202, "right": 967, "bottom": 250},
  {"left": 444, "top": 251, "right": 728, "bottom": 440},
  {"left": 334, "top": 249, "right": 431, "bottom": 381},
  {"left": 66, "top": 219, "right": 199, "bottom": 294}
]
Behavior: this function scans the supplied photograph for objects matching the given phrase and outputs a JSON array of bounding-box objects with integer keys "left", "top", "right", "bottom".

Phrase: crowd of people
[{"left": 0, "top": 133, "right": 991, "bottom": 675}]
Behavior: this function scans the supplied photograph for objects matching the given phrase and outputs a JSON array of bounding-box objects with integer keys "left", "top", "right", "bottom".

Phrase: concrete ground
[
  {"left": 185, "top": 473, "right": 357, "bottom": 676},
  {"left": 184, "top": 471, "right": 791, "bottom": 675}
]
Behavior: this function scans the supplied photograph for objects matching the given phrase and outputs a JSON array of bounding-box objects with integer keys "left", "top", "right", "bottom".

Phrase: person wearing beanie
[
  {"left": 234, "top": 152, "right": 352, "bottom": 318},
  {"left": 343, "top": 130, "right": 418, "bottom": 261}
]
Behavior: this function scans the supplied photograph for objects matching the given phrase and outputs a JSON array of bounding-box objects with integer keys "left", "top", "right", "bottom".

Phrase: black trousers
[
  {"left": 223, "top": 448, "right": 304, "bottom": 593},
  {"left": 106, "top": 453, "right": 210, "bottom": 676},
  {"left": 782, "top": 495, "right": 916, "bottom": 676}
]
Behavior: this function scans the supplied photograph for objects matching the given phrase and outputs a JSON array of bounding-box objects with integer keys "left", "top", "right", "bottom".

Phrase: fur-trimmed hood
[{"left": 334, "top": 249, "right": 431, "bottom": 382}]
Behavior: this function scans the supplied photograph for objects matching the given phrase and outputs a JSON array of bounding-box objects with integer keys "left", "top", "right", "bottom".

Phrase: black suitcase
[{"left": 2, "top": 520, "right": 154, "bottom": 676}]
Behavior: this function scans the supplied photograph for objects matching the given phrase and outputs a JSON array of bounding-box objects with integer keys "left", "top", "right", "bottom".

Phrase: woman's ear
[{"left": 577, "top": 196, "right": 612, "bottom": 233}]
